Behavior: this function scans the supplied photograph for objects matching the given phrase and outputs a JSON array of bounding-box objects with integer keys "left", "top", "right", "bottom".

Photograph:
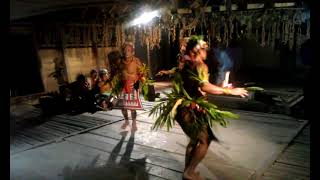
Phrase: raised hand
[{"left": 156, "top": 70, "right": 166, "bottom": 76}]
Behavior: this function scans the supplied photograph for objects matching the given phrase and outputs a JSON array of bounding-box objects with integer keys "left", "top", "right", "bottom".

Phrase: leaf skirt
[{"left": 175, "top": 106, "right": 220, "bottom": 142}]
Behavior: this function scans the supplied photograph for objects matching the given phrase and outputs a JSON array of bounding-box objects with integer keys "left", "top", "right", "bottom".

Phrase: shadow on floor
[{"left": 61, "top": 131, "right": 150, "bottom": 180}]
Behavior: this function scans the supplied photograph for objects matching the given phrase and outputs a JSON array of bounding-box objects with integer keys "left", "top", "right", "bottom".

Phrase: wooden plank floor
[
  {"left": 11, "top": 89, "right": 308, "bottom": 179},
  {"left": 10, "top": 110, "right": 112, "bottom": 154},
  {"left": 261, "top": 124, "right": 310, "bottom": 180},
  {"left": 11, "top": 109, "right": 307, "bottom": 180},
  {"left": 10, "top": 99, "right": 154, "bottom": 155}
]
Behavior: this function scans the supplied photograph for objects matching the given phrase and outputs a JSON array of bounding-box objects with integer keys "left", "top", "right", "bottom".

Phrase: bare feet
[
  {"left": 182, "top": 172, "right": 194, "bottom": 180},
  {"left": 182, "top": 173, "right": 193, "bottom": 180},
  {"left": 183, "top": 170, "right": 202, "bottom": 180},
  {"left": 131, "top": 121, "right": 137, "bottom": 132},
  {"left": 121, "top": 121, "right": 129, "bottom": 129},
  {"left": 182, "top": 174, "right": 202, "bottom": 180}
]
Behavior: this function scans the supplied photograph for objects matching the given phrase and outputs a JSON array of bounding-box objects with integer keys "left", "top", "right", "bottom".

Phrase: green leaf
[
  {"left": 181, "top": 99, "right": 191, "bottom": 107},
  {"left": 170, "top": 98, "right": 183, "bottom": 119},
  {"left": 216, "top": 110, "right": 239, "bottom": 119},
  {"left": 246, "top": 86, "right": 264, "bottom": 92},
  {"left": 150, "top": 63, "right": 241, "bottom": 133}
]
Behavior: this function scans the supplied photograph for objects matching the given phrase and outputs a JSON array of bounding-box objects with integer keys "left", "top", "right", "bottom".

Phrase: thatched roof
[
  {"left": 10, "top": 0, "right": 179, "bottom": 21},
  {"left": 11, "top": 0, "right": 304, "bottom": 21}
]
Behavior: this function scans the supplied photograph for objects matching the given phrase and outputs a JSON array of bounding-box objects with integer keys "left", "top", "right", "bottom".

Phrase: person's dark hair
[
  {"left": 90, "top": 69, "right": 97, "bottom": 76},
  {"left": 185, "top": 35, "right": 207, "bottom": 55},
  {"left": 186, "top": 37, "right": 199, "bottom": 55},
  {"left": 108, "top": 51, "right": 122, "bottom": 64},
  {"left": 76, "top": 74, "right": 86, "bottom": 82}
]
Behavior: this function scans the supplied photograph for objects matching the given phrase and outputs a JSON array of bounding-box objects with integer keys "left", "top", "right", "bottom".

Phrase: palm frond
[
  {"left": 111, "top": 75, "right": 123, "bottom": 96},
  {"left": 170, "top": 98, "right": 183, "bottom": 119},
  {"left": 150, "top": 69, "right": 240, "bottom": 133}
]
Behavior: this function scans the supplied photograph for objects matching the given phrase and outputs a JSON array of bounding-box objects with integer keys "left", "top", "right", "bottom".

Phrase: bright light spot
[
  {"left": 131, "top": 10, "right": 159, "bottom": 26},
  {"left": 222, "top": 71, "right": 231, "bottom": 88},
  {"left": 224, "top": 83, "right": 233, "bottom": 88}
]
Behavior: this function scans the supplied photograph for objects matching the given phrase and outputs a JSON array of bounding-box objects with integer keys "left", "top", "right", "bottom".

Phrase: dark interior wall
[
  {"left": 134, "top": 30, "right": 176, "bottom": 78},
  {"left": 132, "top": 32, "right": 306, "bottom": 84},
  {"left": 150, "top": 30, "right": 177, "bottom": 77},
  {"left": 222, "top": 38, "right": 308, "bottom": 85},
  {"left": 134, "top": 37, "right": 148, "bottom": 66},
  {"left": 9, "top": 33, "right": 44, "bottom": 97},
  {"left": 240, "top": 39, "right": 280, "bottom": 69}
]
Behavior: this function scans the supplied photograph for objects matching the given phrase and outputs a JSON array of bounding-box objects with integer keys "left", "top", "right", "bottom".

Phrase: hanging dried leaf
[
  {"left": 271, "top": 22, "right": 277, "bottom": 49},
  {"left": 276, "top": 20, "right": 281, "bottom": 40},
  {"left": 267, "top": 27, "right": 271, "bottom": 47},
  {"left": 289, "top": 20, "right": 295, "bottom": 50},
  {"left": 296, "top": 26, "right": 302, "bottom": 49},
  {"left": 229, "top": 16, "right": 234, "bottom": 40},
  {"left": 261, "top": 20, "right": 265, "bottom": 47},
  {"left": 306, "top": 20, "right": 310, "bottom": 38},
  {"left": 247, "top": 16, "right": 252, "bottom": 39},
  {"left": 255, "top": 28, "right": 258, "bottom": 43}
]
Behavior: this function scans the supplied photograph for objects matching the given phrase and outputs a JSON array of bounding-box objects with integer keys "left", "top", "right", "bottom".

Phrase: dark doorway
[{"left": 9, "top": 33, "right": 44, "bottom": 97}]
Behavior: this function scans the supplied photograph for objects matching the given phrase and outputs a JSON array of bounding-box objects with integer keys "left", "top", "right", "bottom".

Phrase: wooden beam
[
  {"left": 247, "top": 3, "right": 265, "bottom": 9},
  {"left": 202, "top": 7, "right": 212, "bottom": 13},
  {"left": 274, "top": 2, "right": 295, "bottom": 8},
  {"left": 10, "top": 26, "right": 33, "bottom": 34},
  {"left": 219, "top": 4, "right": 238, "bottom": 11},
  {"left": 177, "top": 8, "right": 192, "bottom": 14},
  {"left": 177, "top": 7, "right": 211, "bottom": 14}
]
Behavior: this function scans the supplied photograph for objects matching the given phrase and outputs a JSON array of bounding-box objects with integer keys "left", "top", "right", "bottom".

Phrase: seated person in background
[
  {"left": 71, "top": 74, "right": 90, "bottom": 97},
  {"left": 97, "top": 69, "right": 112, "bottom": 94},
  {"left": 87, "top": 69, "right": 98, "bottom": 90},
  {"left": 68, "top": 74, "right": 92, "bottom": 112},
  {"left": 95, "top": 69, "right": 113, "bottom": 110}
]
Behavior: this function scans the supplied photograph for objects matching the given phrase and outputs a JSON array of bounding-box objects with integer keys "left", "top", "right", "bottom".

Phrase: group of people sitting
[{"left": 67, "top": 68, "right": 113, "bottom": 113}]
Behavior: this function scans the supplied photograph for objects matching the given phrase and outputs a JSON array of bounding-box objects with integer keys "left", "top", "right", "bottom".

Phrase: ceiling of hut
[
  {"left": 10, "top": 0, "right": 178, "bottom": 21},
  {"left": 11, "top": 0, "right": 306, "bottom": 21},
  {"left": 9, "top": 0, "right": 310, "bottom": 52}
]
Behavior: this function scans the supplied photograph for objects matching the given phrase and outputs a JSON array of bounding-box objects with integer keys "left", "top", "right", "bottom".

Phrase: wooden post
[
  {"left": 94, "top": 45, "right": 100, "bottom": 69},
  {"left": 146, "top": 38, "right": 152, "bottom": 78},
  {"left": 61, "top": 47, "right": 71, "bottom": 84},
  {"left": 32, "top": 27, "right": 46, "bottom": 93},
  {"left": 60, "top": 26, "right": 72, "bottom": 84}
]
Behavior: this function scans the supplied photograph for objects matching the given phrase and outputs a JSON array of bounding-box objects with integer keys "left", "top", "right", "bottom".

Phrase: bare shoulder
[
  {"left": 133, "top": 56, "right": 141, "bottom": 62},
  {"left": 134, "top": 56, "right": 143, "bottom": 66},
  {"left": 195, "top": 61, "right": 208, "bottom": 71}
]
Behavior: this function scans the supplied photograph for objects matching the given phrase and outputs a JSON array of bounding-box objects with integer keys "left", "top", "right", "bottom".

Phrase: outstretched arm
[
  {"left": 200, "top": 82, "right": 248, "bottom": 98},
  {"left": 196, "top": 62, "right": 248, "bottom": 98},
  {"left": 156, "top": 67, "right": 177, "bottom": 76}
]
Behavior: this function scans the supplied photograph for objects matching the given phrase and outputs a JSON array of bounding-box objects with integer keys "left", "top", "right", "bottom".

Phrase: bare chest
[{"left": 123, "top": 60, "right": 138, "bottom": 74}]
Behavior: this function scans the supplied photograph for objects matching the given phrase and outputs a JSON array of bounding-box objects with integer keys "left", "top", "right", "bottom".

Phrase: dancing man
[
  {"left": 150, "top": 36, "right": 248, "bottom": 180},
  {"left": 118, "top": 42, "right": 144, "bottom": 131}
]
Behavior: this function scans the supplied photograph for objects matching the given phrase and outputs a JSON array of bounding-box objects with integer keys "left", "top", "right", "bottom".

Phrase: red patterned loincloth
[{"left": 113, "top": 80, "right": 143, "bottom": 110}]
